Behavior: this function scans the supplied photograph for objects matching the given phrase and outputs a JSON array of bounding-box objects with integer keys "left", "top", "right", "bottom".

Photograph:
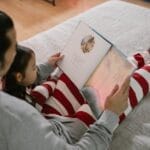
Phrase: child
[{"left": 3, "top": 45, "right": 97, "bottom": 127}]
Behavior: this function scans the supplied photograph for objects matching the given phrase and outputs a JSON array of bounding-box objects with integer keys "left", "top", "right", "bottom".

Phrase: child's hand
[{"left": 47, "top": 52, "right": 64, "bottom": 67}]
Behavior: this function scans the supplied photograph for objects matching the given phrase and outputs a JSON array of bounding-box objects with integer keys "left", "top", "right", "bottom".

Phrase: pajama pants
[
  {"left": 119, "top": 51, "right": 150, "bottom": 123},
  {"left": 31, "top": 73, "right": 96, "bottom": 127},
  {"left": 31, "top": 51, "right": 150, "bottom": 127}
]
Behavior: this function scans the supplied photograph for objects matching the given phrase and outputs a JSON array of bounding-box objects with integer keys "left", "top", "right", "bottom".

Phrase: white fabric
[
  {"left": 130, "top": 77, "right": 143, "bottom": 102},
  {"left": 33, "top": 86, "right": 49, "bottom": 99},
  {"left": 46, "top": 96, "right": 68, "bottom": 115},
  {"left": 136, "top": 68, "right": 150, "bottom": 86},
  {"left": 77, "top": 104, "right": 96, "bottom": 119},
  {"left": 20, "top": 0, "right": 150, "bottom": 149},
  {"left": 55, "top": 80, "right": 81, "bottom": 111}
]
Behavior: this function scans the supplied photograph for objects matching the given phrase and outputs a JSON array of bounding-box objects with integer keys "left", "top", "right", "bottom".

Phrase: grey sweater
[
  {"left": 0, "top": 91, "right": 118, "bottom": 150},
  {"left": 0, "top": 63, "right": 119, "bottom": 149}
]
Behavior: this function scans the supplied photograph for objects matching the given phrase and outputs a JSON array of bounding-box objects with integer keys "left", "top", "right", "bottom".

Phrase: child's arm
[
  {"left": 35, "top": 62, "right": 55, "bottom": 85},
  {"left": 30, "top": 79, "right": 57, "bottom": 112},
  {"left": 35, "top": 52, "right": 63, "bottom": 85}
]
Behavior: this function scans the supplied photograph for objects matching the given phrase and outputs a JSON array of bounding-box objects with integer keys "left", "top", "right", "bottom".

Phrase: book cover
[{"left": 58, "top": 21, "right": 112, "bottom": 88}]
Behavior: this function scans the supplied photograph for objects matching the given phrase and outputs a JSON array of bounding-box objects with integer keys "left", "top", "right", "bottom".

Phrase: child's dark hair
[{"left": 3, "top": 45, "right": 34, "bottom": 100}]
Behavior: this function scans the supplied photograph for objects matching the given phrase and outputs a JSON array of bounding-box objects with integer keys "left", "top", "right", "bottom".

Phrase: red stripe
[
  {"left": 59, "top": 73, "right": 86, "bottom": 105},
  {"left": 49, "top": 79, "right": 57, "bottom": 84},
  {"left": 47, "top": 76, "right": 57, "bottom": 83},
  {"left": 134, "top": 53, "right": 145, "bottom": 69},
  {"left": 53, "top": 89, "right": 75, "bottom": 115},
  {"left": 119, "top": 113, "right": 126, "bottom": 124},
  {"left": 73, "top": 111, "right": 95, "bottom": 127},
  {"left": 42, "top": 104, "right": 61, "bottom": 115},
  {"left": 47, "top": 75, "right": 52, "bottom": 80},
  {"left": 42, "top": 84, "right": 53, "bottom": 96},
  {"left": 129, "top": 87, "right": 138, "bottom": 108},
  {"left": 133, "top": 72, "right": 149, "bottom": 96},
  {"left": 142, "top": 65, "right": 150, "bottom": 73},
  {"left": 31, "top": 91, "right": 46, "bottom": 106}
]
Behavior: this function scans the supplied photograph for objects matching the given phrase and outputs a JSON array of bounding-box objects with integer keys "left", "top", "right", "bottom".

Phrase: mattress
[{"left": 21, "top": 0, "right": 150, "bottom": 149}]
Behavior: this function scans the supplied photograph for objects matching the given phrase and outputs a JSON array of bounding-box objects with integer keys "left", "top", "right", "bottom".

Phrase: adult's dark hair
[
  {"left": 3, "top": 45, "right": 34, "bottom": 100},
  {"left": 0, "top": 11, "right": 14, "bottom": 67}
]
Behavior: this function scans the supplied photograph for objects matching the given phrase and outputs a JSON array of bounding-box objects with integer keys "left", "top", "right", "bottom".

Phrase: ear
[{"left": 15, "top": 72, "right": 23, "bottom": 83}]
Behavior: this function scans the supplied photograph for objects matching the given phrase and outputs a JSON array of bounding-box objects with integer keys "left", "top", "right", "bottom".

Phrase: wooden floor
[{"left": 0, "top": 0, "right": 149, "bottom": 41}]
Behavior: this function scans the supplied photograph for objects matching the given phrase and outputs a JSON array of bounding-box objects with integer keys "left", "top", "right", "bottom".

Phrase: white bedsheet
[{"left": 21, "top": 0, "right": 150, "bottom": 149}]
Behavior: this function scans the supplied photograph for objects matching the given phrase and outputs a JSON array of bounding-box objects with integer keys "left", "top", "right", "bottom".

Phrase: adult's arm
[{"left": 0, "top": 92, "right": 118, "bottom": 150}]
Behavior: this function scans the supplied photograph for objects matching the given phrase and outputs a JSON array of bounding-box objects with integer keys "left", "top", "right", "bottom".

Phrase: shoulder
[
  {"left": 0, "top": 91, "right": 40, "bottom": 119},
  {"left": 0, "top": 91, "right": 52, "bottom": 130}
]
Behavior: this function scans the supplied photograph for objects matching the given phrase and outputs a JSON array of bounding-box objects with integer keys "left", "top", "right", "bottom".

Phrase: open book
[{"left": 57, "top": 21, "right": 135, "bottom": 107}]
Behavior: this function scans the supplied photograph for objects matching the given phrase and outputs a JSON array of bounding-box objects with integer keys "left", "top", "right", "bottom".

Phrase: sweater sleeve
[
  {"left": 35, "top": 62, "right": 55, "bottom": 84},
  {"left": 0, "top": 92, "right": 118, "bottom": 150}
]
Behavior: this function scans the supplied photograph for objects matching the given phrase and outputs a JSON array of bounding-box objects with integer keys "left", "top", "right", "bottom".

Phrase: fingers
[
  {"left": 107, "top": 84, "right": 119, "bottom": 98},
  {"left": 48, "top": 52, "right": 65, "bottom": 67},
  {"left": 56, "top": 55, "right": 64, "bottom": 61},
  {"left": 121, "top": 76, "right": 130, "bottom": 94},
  {"left": 52, "top": 52, "right": 61, "bottom": 57},
  {"left": 51, "top": 53, "right": 64, "bottom": 61}
]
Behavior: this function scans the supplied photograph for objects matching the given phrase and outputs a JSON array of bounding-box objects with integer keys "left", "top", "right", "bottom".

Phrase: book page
[
  {"left": 58, "top": 22, "right": 111, "bottom": 88},
  {"left": 86, "top": 46, "right": 135, "bottom": 109}
]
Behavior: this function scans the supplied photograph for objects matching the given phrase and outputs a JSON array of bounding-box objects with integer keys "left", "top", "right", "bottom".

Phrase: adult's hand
[{"left": 104, "top": 76, "right": 130, "bottom": 115}]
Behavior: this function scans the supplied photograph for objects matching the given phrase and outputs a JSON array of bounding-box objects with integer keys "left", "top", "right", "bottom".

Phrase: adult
[{"left": 0, "top": 11, "right": 129, "bottom": 150}]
